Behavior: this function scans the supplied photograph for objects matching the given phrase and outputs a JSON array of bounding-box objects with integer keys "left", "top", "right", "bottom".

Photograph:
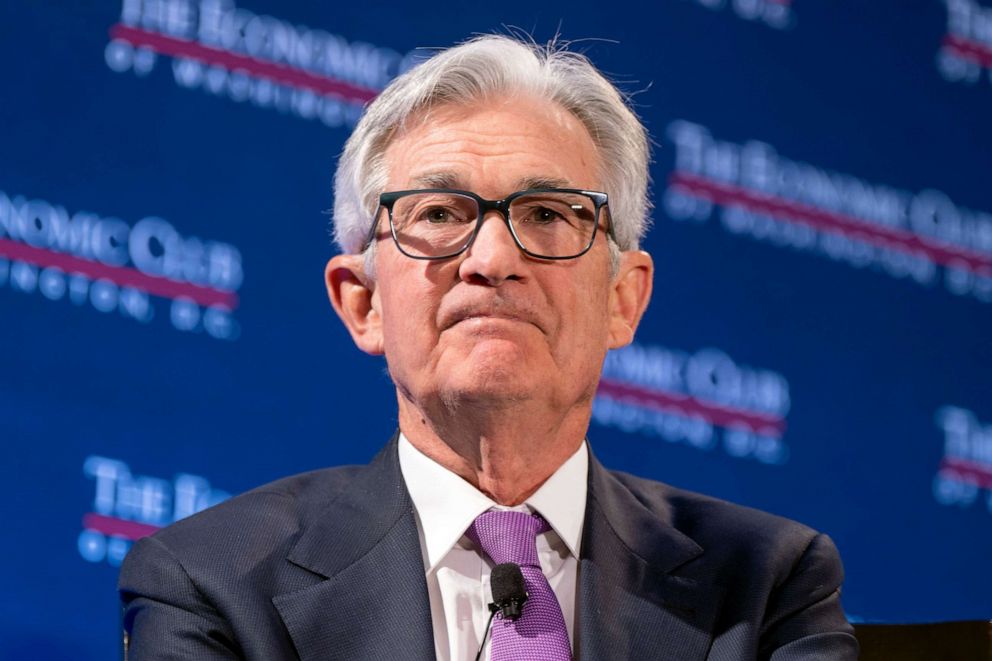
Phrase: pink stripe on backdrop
[
  {"left": 669, "top": 172, "right": 992, "bottom": 274},
  {"left": 596, "top": 378, "right": 786, "bottom": 437},
  {"left": 82, "top": 513, "right": 161, "bottom": 541},
  {"left": 943, "top": 34, "right": 992, "bottom": 69},
  {"left": 940, "top": 457, "right": 992, "bottom": 490},
  {"left": 0, "top": 238, "right": 238, "bottom": 308},
  {"left": 109, "top": 24, "right": 379, "bottom": 103}
]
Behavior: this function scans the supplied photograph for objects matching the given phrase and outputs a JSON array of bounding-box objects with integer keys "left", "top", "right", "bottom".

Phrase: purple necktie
[{"left": 468, "top": 510, "right": 573, "bottom": 661}]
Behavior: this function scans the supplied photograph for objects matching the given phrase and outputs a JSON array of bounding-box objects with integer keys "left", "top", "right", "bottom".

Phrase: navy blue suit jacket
[{"left": 119, "top": 436, "right": 858, "bottom": 659}]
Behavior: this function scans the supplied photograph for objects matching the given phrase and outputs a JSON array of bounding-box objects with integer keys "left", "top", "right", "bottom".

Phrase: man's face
[{"left": 356, "top": 96, "right": 638, "bottom": 415}]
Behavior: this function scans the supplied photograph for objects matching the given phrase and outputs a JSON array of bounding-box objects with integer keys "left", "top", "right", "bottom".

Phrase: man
[{"left": 119, "top": 35, "right": 858, "bottom": 660}]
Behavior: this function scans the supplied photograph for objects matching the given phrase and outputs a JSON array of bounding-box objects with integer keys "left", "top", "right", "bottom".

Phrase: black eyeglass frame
[{"left": 362, "top": 188, "right": 613, "bottom": 260}]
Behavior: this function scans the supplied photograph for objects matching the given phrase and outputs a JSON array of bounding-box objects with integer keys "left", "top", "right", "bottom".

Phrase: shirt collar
[{"left": 398, "top": 433, "right": 588, "bottom": 572}]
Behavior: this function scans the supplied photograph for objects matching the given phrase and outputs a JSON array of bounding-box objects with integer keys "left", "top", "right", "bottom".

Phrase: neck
[{"left": 397, "top": 392, "right": 589, "bottom": 505}]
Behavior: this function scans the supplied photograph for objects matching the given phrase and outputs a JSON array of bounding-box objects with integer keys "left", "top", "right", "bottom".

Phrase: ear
[
  {"left": 325, "top": 254, "right": 384, "bottom": 355},
  {"left": 607, "top": 250, "right": 654, "bottom": 349}
]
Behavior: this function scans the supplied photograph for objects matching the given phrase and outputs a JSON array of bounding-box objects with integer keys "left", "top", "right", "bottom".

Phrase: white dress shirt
[{"left": 398, "top": 434, "right": 588, "bottom": 661}]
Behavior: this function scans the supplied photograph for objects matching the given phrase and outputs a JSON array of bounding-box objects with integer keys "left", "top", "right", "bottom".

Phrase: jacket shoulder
[
  {"left": 117, "top": 466, "right": 369, "bottom": 658},
  {"left": 139, "top": 465, "right": 364, "bottom": 567},
  {"left": 607, "top": 469, "right": 827, "bottom": 569}
]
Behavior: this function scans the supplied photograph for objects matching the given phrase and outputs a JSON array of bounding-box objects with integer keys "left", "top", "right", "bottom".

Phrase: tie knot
[{"left": 467, "top": 510, "right": 550, "bottom": 567}]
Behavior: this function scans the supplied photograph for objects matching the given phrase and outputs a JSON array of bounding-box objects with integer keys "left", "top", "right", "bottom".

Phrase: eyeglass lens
[{"left": 389, "top": 191, "right": 599, "bottom": 258}]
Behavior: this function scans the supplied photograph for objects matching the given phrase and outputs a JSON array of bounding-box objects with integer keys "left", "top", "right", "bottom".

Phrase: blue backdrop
[{"left": 2, "top": 1, "right": 991, "bottom": 658}]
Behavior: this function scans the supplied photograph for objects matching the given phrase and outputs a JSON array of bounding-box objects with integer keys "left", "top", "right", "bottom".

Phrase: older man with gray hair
[{"left": 120, "top": 34, "right": 858, "bottom": 660}]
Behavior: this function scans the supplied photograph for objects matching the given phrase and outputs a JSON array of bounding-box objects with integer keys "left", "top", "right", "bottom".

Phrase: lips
[{"left": 440, "top": 300, "right": 544, "bottom": 333}]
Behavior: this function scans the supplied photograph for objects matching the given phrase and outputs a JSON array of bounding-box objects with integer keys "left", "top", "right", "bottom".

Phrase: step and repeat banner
[{"left": 2, "top": 1, "right": 990, "bottom": 657}]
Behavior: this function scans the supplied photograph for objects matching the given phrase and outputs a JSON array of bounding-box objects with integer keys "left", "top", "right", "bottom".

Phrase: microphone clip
[{"left": 489, "top": 594, "right": 528, "bottom": 621}]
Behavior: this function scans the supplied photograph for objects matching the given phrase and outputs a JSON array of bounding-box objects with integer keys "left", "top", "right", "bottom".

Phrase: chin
[
  {"left": 433, "top": 339, "right": 550, "bottom": 403},
  {"left": 440, "top": 388, "right": 533, "bottom": 412},
  {"left": 439, "top": 368, "right": 537, "bottom": 409}
]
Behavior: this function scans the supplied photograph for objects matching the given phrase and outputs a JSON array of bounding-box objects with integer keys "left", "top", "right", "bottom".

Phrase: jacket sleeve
[
  {"left": 759, "top": 533, "right": 860, "bottom": 660},
  {"left": 118, "top": 535, "right": 242, "bottom": 660}
]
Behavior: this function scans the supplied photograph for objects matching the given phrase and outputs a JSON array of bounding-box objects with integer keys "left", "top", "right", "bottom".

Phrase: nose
[{"left": 457, "top": 211, "right": 525, "bottom": 286}]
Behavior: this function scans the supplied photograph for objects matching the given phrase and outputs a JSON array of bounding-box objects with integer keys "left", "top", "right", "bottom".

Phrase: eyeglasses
[{"left": 363, "top": 188, "right": 612, "bottom": 260}]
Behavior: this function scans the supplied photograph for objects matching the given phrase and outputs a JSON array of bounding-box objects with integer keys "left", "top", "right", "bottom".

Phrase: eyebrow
[
  {"left": 410, "top": 172, "right": 461, "bottom": 189},
  {"left": 517, "top": 176, "right": 572, "bottom": 190},
  {"left": 408, "top": 172, "right": 574, "bottom": 192}
]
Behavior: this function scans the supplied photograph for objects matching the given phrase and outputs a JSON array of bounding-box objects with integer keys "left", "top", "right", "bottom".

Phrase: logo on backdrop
[
  {"left": 937, "top": 0, "right": 992, "bottom": 86},
  {"left": 0, "top": 189, "right": 243, "bottom": 340},
  {"left": 685, "top": 0, "right": 795, "bottom": 30},
  {"left": 78, "top": 456, "right": 230, "bottom": 566},
  {"left": 593, "top": 342, "right": 792, "bottom": 465},
  {"left": 664, "top": 120, "right": 992, "bottom": 304},
  {"left": 104, "top": 0, "right": 413, "bottom": 128},
  {"left": 933, "top": 406, "right": 992, "bottom": 514}
]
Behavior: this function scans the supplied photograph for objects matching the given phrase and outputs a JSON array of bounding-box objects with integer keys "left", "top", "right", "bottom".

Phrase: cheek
[
  {"left": 554, "top": 294, "right": 612, "bottom": 360},
  {"left": 373, "top": 279, "right": 416, "bottom": 356},
  {"left": 377, "top": 287, "right": 437, "bottom": 359}
]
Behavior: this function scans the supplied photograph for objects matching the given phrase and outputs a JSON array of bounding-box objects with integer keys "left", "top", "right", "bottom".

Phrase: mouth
[
  {"left": 441, "top": 304, "right": 543, "bottom": 334},
  {"left": 457, "top": 312, "right": 528, "bottom": 324}
]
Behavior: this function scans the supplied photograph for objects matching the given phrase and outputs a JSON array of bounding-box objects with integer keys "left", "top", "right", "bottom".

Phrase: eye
[
  {"left": 421, "top": 206, "right": 457, "bottom": 223},
  {"left": 531, "top": 206, "right": 565, "bottom": 223},
  {"left": 424, "top": 207, "right": 451, "bottom": 223}
]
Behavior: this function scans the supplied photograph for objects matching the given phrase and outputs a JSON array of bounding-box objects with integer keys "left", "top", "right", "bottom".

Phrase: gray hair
[{"left": 331, "top": 34, "right": 651, "bottom": 264}]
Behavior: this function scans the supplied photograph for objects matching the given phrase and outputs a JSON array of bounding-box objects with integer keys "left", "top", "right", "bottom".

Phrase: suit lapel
[
  {"left": 272, "top": 437, "right": 436, "bottom": 660},
  {"left": 268, "top": 438, "right": 721, "bottom": 659},
  {"left": 577, "top": 456, "right": 718, "bottom": 661}
]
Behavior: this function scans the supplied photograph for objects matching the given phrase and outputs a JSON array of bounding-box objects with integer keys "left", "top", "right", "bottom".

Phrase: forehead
[{"left": 382, "top": 96, "right": 602, "bottom": 195}]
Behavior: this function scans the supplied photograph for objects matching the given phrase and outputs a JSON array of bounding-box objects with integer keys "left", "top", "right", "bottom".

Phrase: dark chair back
[{"left": 855, "top": 621, "right": 992, "bottom": 660}]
